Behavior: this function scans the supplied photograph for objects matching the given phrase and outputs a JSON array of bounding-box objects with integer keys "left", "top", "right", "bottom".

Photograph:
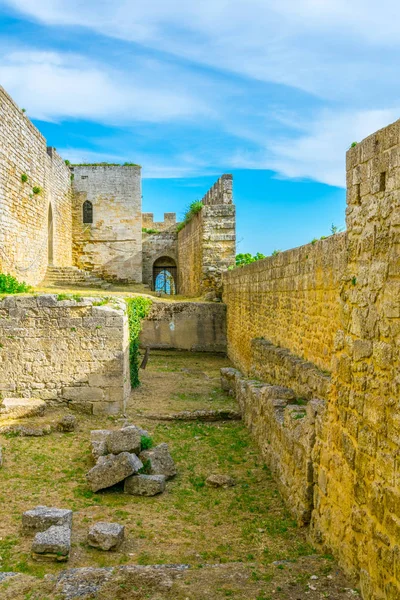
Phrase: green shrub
[
  {"left": 140, "top": 435, "right": 153, "bottom": 450},
  {"left": 32, "top": 186, "right": 41, "bottom": 195},
  {"left": 176, "top": 200, "right": 204, "bottom": 233},
  {"left": 142, "top": 227, "right": 160, "bottom": 234},
  {"left": 235, "top": 252, "right": 266, "bottom": 267},
  {"left": 0, "top": 273, "right": 30, "bottom": 294},
  {"left": 64, "top": 159, "right": 70, "bottom": 166},
  {"left": 21, "top": 173, "right": 28, "bottom": 183},
  {"left": 126, "top": 297, "right": 152, "bottom": 388}
]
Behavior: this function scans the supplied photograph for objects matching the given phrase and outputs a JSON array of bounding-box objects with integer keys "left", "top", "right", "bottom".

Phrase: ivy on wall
[{"left": 126, "top": 297, "right": 152, "bottom": 388}]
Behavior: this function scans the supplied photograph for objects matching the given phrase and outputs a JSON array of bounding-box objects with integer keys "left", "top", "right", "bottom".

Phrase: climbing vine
[{"left": 126, "top": 297, "right": 152, "bottom": 388}]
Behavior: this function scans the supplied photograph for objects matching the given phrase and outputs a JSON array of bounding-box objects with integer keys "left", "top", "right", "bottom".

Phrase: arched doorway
[
  {"left": 48, "top": 204, "right": 54, "bottom": 265},
  {"left": 153, "top": 256, "right": 177, "bottom": 295}
]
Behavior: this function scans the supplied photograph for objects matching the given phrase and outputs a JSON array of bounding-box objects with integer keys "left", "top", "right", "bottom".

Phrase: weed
[
  {"left": 139, "top": 458, "right": 152, "bottom": 474},
  {"left": 142, "top": 227, "right": 160, "bottom": 234},
  {"left": 32, "top": 186, "right": 41, "bottom": 195},
  {"left": 64, "top": 159, "right": 70, "bottom": 166},
  {"left": 140, "top": 435, "right": 153, "bottom": 450},
  {"left": 350, "top": 141, "right": 358, "bottom": 148},
  {"left": 351, "top": 276, "right": 357, "bottom": 286},
  {"left": 126, "top": 296, "right": 152, "bottom": 387},
  {"left": 21, "top": 173, "right": 28, "bottom": 183}
]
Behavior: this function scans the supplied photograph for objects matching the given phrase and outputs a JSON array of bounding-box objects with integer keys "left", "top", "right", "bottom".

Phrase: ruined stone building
[{"left": 0, "top": 86, "right": 236, "bottom": 294}]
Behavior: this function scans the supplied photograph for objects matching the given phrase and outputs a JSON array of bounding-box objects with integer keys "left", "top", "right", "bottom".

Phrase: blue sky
[{"left": 1, "top": 1, "right": 399, "bottom": 254}]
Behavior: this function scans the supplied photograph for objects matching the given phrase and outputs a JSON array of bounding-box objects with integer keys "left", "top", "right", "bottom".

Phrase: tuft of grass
[
  {"left": 32, "top": 186, "right": 41, "bottom": 195},
  {"left": 176, "top": 200, "right": 203, "bottom": 233},
  {"left": 21, "top": 173, "right": 28, "bottom": 183},
  {"left": 140, "top": 435, "right": 153, "bottom": 450},
  {"left": 142, "top": 227, "right": 160, "bottom": 234}
]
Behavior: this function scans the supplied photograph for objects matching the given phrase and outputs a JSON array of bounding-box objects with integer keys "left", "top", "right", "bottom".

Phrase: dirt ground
[{"left": 0, "top": 350, "right": 359, "bottom": 599}]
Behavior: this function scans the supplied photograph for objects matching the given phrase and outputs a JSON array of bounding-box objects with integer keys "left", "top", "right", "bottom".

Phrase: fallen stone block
[
  {"left": 57, "top": 414, "right": 76, "bottom": 432},
  {"left": 106, "top": 426, "right": 141, "bottom": 455},
  {"left": 87, "top": 522, "right": 125, "bottom": 551},
  {"left": 139, "top": 443, "right": 176, "bottom": 480},
  {"left": 124, "top": 474, "right": 166, "bottom": 496},
  {"left": 206, "top": 474, "right": 236, "bottom": 488},
  {"left": 22, "top": 506, "right": 73, "bottom": 534},
  {"left": 90, "top": 429, "right": 110, "bottom": 460},
  {"left": 31, "top": 525, "right": 71, "bottom": 561},
  {"left": 0, "top": 425, "right": 52, "bottom": 437},
  {"left": 0, "top": 397, "right": 46, "bottom": 419},
  {"left": 86, "top": 452, "right": 143, "bottom": 492},
  {"left": 146, "top": 409, "right": 241, "bottom": 422}
]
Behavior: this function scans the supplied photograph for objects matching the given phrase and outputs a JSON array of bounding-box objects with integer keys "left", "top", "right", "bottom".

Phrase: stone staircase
[{"left": 41, "top": 266, "right": 112, "bottom": 290}]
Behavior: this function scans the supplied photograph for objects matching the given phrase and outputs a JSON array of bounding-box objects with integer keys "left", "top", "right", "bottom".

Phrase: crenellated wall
[
  {"left": 0, "top": 86, "right": 72, "bottom": 286},
  {"left": 177, "top": 175, "right": 236, "bottom": 297},
  {"left": 222, "top": 121, "right": 400, "bottom": 599}
]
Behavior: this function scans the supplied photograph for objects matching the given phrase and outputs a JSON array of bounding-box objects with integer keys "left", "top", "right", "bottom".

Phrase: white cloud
[{"left": 0, "top": 48, "right": 211, "bottom": 123}]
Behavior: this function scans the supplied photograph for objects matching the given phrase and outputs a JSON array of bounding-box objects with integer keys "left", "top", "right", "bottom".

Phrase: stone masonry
[
  {"left": 222, "top": 122, "right": 400, "bottom": 599},
  {"left": 0, "top": 295, "right": 130, "bottom": 415}
]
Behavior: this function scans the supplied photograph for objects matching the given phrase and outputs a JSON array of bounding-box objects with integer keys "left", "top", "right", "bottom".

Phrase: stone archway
[
  {"left": 152, "top": 256, "right": 178, "bottom": 295},
  {"left": 48, "top": 203, "right": 54, "bottom": 265}
]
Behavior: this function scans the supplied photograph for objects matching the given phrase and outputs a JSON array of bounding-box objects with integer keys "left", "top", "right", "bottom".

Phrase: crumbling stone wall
[
  {"left": 142, "top": 212, "right": 177, "bottom": 231},
  {"left": 0, "top": 86, "right": 72, "bottom": 285},
  {"left": 140, "top": 301, "right": 226, "bottom": 352},
  {"left": 0, "top": 295, "right": 130, "bottom": 415},
  {"left": 72, "top": 165, "right": 142, "bottom": 282},
  {"left": 222, "top": 122, "right": 400, "bottom": 599},
  {"left": 178, "top": 175, "right": 236, "bottom": 297}
]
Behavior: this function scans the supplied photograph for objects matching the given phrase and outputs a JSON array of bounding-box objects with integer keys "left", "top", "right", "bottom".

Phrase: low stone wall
[
  {"left": 140, "top": 301, "right": 226, "bottom": 352},
  {"left": 221, "top": 366, "right": 324, "bottom": 525},
  {"left": 0, "top": 295, "right": 130, "bottom": 415}
]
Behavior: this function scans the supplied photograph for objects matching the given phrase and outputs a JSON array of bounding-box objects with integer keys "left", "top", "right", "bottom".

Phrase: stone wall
[
  {"left": 223, "top": 233, "right": 347, "bottom": 374},
  {"left": 72, "top": 165, "right": 142, "bottom": 282},
  {"left": 221, "top": 366, "right": 324, "bottom": 526},
  {"left": 140, "top": 301, "right": 227, "bottom": 352},
  {"left": 177, "top": 175, "right": 236, "bottom": 297},
  {"left": 0, "top": 86, "right": 72, "bottom": 286},
  {"left": 311, "top": 122, "right": 400, "bottom": 600},
  {"left": 142, "top": 213, "right": 178, "bottom": 288},
  {"left": 0, "top": 295, "right": 130, "bottom": 415},
  {"left": 222, "top": 122, "right": 400, "bottom": 599}
]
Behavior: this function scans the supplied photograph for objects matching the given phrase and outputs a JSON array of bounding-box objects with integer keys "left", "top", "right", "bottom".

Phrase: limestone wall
[
  {"left": 142, "top": 212, "right": 177, "bottom": 231},
  {"left": 222, "top": 121, "right": 400, "bottom": 599},
  {"left": 223, "top": 233, "right": 347, "bottom": 374},
  {"left": 0, "top": 295, "right": 130, "bottom": 415},
  {"left": 177, "top": 175, "right": 236, "bottom": 297},
  {"left": 140, "top": 301, "right": 227, "bottom": 352},
  {"left": 72, "top": 165, "right": 142, "bottom": 282},
  {"left": 142, "top": 213, "right": 178, "bottom": 288},
  {"left": 311, "top": 122, "right": 400, "bottom": 600},
  {"left": 0, "top": 87, "right": 72, "bottom": 285}
]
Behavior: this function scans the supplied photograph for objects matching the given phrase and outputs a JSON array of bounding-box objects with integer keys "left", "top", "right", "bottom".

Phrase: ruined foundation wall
[
  {"left": 0, "top": 295, "right": 130, "bottom": 415},
  {"left": 0, "top": 87, "right": 72, "bottom": 285},
  {"left": 178, "top": 175, "right": 236, "bottom": 297},
  {"left": 140, "top": 301, "right": 226, "bottom": 352},
  {"left": 72, "top": 165, "right": 142, "bottom": 282}
]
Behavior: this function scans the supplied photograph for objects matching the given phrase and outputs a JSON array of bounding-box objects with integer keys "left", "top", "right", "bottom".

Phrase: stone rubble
[
  {"left": 86, "top": 452, "right": 143, "bottom": 492},
  {"left": 124, "top": 474, "right": 166, "bottom": 496},
  {"left": 22, "top": 506, "right": 73, "bottom": 534},
  {"left": 31, "top": 525, "right": 71, "bottom": 562},
  {"left": 87, "top": 522, "right": 125, "bottom": 551},
  {"left": 139, "top": 443, "right": 177, "bottom": 480},
  {"left": 206, "top": 474, "right": 236, "bottom": 488},
  {"left": 57, "top": 414, "right": 77, "bottom": 432}
]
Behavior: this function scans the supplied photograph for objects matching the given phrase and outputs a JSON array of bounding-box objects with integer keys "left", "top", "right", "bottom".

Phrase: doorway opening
[{"left": 153, "top": 256, "right": 177, "bottom": 295}]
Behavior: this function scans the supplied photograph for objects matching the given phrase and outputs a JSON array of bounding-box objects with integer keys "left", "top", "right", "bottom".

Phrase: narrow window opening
[
  {"left": 83, "top": 200, "right": 93, "bottom": 224},
  {"left": 379, "top": 171, "right": 387, "bottom": 192}
]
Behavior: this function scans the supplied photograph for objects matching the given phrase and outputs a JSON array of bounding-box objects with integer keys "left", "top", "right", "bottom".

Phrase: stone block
[
  {"left": 62, "top": 387, "right": 104, "bottom": 401},
  {"left": 106, "top": 427, "right": 142, "bottom": 455},
  {"left": 124, "top": 474, "right": 166, "bottom": 496},
  {"left": 23, "top": 506, "right": 73, "bottom": 534},
  {"left": 86, "top": 452, "right": 143, "bottom": 492},
  {"left": 32, "top": 525, "right": 71, "bottom": 561},
  {"left": 87, "top": 522, "right": 125, "bottom": 551},
  {"left": 139, "top": 443, "right": 176, "bottom": 480}
]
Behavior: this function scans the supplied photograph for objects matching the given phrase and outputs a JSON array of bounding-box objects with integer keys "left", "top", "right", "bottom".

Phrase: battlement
[
  {"left": 142, "top": 212, "right": 177, "bottom": 231},
  {"left": 201, "top": 174, "right": 233, "bottom": 206}
]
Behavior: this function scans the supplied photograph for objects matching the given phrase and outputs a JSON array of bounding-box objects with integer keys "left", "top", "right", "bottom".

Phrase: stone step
[{"left": 41, "top": 266, "right": 111, "bottom": 289}]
